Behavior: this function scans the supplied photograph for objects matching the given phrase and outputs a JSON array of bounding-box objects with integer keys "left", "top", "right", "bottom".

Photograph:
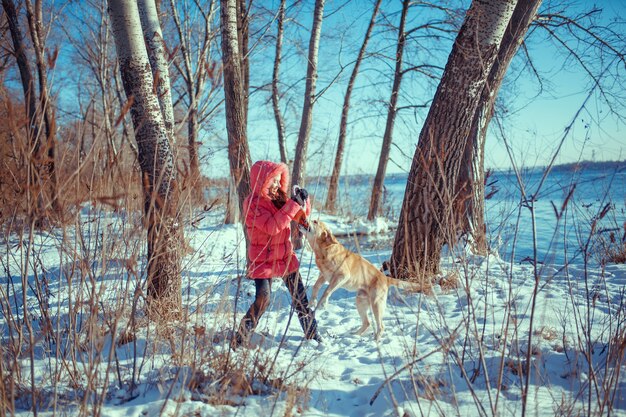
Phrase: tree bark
[
  {"left": 237, "top": 0, "right": 249, "bottom": 127},
  {"left": 108, "top": 0, "right": 183, "bottom": 319},
  {"left": 456, "top": 0, "right": 542, "bottom": 255},
  {"left": 367, "top": 0, "right": 408, "bottom": 220},
  {"left": 390, "top": 0, "right": 518, "bottom": 281},
  {"left": 291, "top": 0, "right": 325, "bottom": 187},
  {"left": 220, "top": 0, "right": 252, "bottom": 225},
  {"left": 325, "top": 0, "right": 381, "bottom": 213},
  {"left": 137, "top": 0, "right": 176, "bottom": 143},
  {"left": 272, "top": 0, "right": 288, "bottom": 164}
]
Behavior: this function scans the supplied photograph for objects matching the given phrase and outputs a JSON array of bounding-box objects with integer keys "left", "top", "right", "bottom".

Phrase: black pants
[{"left": 237, "top": 271, "right": 319, "bottom": 340}]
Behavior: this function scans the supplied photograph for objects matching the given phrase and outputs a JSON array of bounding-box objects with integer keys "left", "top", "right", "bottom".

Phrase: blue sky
[
  {"left": 22, "top": 0, "right": 623, "bottom": 179},
  {"left": 222, "top": 0, "right": 626, "bottom": 179}
]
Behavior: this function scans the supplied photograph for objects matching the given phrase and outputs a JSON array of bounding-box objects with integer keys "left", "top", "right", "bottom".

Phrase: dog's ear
[{"left": 320, "top": 230, "right": 329, "bottom": 242}]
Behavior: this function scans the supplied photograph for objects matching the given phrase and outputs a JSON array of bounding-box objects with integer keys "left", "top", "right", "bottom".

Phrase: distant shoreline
[{"left": 202, "top": 160, "right": 625, "bottom": 184}]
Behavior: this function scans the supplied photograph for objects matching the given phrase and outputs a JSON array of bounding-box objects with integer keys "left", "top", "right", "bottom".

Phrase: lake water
[{"left": 306, "top": 165, "right": 626, "bottom": 266}]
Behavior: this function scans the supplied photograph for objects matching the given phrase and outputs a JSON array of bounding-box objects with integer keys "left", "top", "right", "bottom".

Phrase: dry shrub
[
  {"left": 0, "top": 94, "right": 218, "bottom": 230},
  {"left": 437, "top": 272, "right": 460, "bottom": 293}
]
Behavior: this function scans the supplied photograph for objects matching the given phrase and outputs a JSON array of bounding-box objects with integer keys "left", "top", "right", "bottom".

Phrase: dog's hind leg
[
  {"left": 371, "top": 292, "right": 387, "bottom": 341},
  {"left": 352, "top": 290, "right": 371, "bottom": 336}
]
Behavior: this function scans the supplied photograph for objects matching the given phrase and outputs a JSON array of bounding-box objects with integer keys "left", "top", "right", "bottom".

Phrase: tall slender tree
[
  {"left": 220, "top": 0, "right": 252, "bottom": 224},
  {"left": 108, "top": 0, "right": 183, "bottom": 318},
  {"left": 390, "top": 0, "right": 518, "bottom": 280},
  {"left": 456, "top": 0, "right": 543, "bottom": 255},
  {"left": 237, "top": 0, "right": 249, "bottom": 126},
  {"left": 291, "top": 0, "right": 325, "bottom": 187},
  {"left": 272, "top": 0, "right": 288, "bottom": 164},
  {"left": 367, "top": 0, "right": 409, "bottom": 220},
  {"left": 325, "top": 0, "right": 381, "bottom": 213}
]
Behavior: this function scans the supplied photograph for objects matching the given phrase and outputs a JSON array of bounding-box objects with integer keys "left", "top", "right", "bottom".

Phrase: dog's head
[{"left": 300, "top": 219, "right": 337, "bottom": 251}]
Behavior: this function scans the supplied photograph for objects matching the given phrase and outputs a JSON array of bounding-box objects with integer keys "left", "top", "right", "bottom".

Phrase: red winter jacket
[{"left": 243, "top": 161, "right": 311, "bottom": 279}]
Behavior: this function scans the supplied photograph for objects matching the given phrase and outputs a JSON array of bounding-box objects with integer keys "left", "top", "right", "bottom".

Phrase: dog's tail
[
  {"left": 381, "top": 260, "right": 423, "bottom": 292},
  {"left": 386, "top": 276, "right": 423, "bottom": 292}
]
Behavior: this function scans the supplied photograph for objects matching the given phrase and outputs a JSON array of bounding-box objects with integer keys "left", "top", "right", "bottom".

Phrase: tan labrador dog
[{"left": 300, "top": 219, "right": 421, "bottom": 341}]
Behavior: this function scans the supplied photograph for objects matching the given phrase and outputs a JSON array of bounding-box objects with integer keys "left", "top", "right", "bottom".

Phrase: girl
[{"left": 233, "top": 160, "right": 321, "bottom": 347}]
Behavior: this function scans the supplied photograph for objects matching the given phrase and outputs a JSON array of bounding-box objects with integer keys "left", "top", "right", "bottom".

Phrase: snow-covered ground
[{"left": 2, "top": 205, "right": 626, "bottom": 417}]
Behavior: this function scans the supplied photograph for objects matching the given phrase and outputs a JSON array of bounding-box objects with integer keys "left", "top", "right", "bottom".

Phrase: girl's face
[{"left": 268, "top": 175, "right": 281, "bottom": 197}]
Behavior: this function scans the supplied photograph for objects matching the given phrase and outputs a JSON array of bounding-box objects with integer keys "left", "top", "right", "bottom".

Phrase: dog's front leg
[
  {"left": 309, "top": 274, "right": 326, "bottom": 309},
  {"left": 316, "top": 274, "right": 347, "bottom": 310}
]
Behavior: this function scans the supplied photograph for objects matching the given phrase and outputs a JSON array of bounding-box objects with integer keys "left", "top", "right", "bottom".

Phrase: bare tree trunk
[
  {"left": 456, "top": 0, "right": 542, "bottom": 255},
  {"left": 237, "top": 0, "right": 249, "bottom": 127},
  {"left": 2, "top": 0, "right": 42, "bottom": 220},
  {"left": 220, "top": 0, "right": 251, "bottom": 225},
  {"left": 367, "top": 0, "right": 408, "bottom": 221},
  {"left": 390, "top": 0, "right": 518, "bottom": 281},
  {"left": 224, "top": 178, "right": 239, "bottom": 224},
  {"left": 93, "top": 2, "right": 119, "bottom": 175},
  {"left": 291, "top": 0, "right": 325, "bottom": 187},
  {"left": 108, "top": 0, "right": 183, "bottom": 319},
  {"left": 325, "top": 0, "right": 381, "bottom": 213},
  {"left": 24, "top": 0, "right": 59, "bottom": 213},
  {"left": 272, "top": 0, "right": 288, "bottom": 164},
  {"left": 138, "top": 0, "right": 176, "bottom": 142}
]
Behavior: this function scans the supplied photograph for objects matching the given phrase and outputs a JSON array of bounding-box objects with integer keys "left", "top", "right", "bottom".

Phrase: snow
[{"left": 2, "top": 204, "right": 626, "bottom": 417}]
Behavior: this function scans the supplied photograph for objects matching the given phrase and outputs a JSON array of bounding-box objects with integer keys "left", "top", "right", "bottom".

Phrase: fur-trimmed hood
[{"left": 249, "top": 160, "right": 290, "bottom": 199}]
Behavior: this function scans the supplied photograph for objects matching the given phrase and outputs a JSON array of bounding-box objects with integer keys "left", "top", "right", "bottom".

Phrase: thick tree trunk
[
  {"left": 390, "top": 0, "right": 518, "bottom": 281},
  {"left": 108, "top": 0, "right": 183, "bottom": 319},
  {"left": 138, "top": 0, "right": 176, "bottom": 142},
  {"left": 272, "top": 0, "right": 288, "bottom": 164},
  {"left": 24, "top": 0, "right": 58, "bottom": 210},
  {"left": 325, "top": 0, "right": 381, "bottom": 213},
  {"left": 220, "top": 0, "right": 251, "bottom": 225},
  {"left": 291, "top": 0, "right": 325, "bottom": 187},
  {"left": 367, "top": 0, "right": 408, "bottom": 221},
  {"left": 456, "top": 0, "right": 542, "bottom": 255}
]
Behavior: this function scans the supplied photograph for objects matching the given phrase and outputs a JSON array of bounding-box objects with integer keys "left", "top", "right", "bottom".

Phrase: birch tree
[
  {"left": 456, "top": 0, "right": 542, "bottom": 255},
  {"left": 220, "top": 0, "right": 251, "bottom": 222},
  {"left": 367, "top": 0, "right": 408, "bottom": 220},
  {"left": 291, "top": 0, "right": 325, "bottom": 187},
  {"left": 137, "top": 0, "right": 176, "bottom": 142},
  {"left": 325, "top": 0, "right": 381, "bottom": 213},
  {"left": 108, "top": 0, "right": 183, "bottom": 318},
  {"left": 390, "top": 0, "right": 518, "bottom": 280}
]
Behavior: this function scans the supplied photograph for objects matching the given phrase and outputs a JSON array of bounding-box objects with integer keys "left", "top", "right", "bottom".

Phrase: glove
[{"left": 291, "top": 186, "right": 308, "bottom": 207}]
